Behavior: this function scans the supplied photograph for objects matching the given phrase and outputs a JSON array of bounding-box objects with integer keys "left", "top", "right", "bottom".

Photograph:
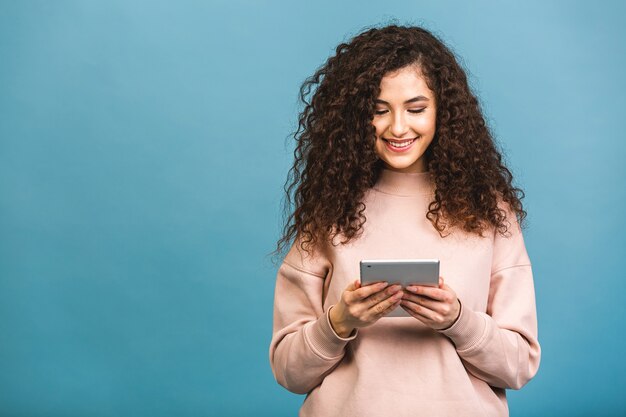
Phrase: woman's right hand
[{"left": 328, "top": 280, "right": 404, "bottom": 337}]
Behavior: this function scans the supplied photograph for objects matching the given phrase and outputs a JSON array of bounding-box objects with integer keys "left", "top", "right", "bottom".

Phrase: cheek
[
  {"left": 373, "top": 138, "right": 386, "bottom": 157},
  {"left": 415, "top": 117, "right": 436, "bottom": 132}
]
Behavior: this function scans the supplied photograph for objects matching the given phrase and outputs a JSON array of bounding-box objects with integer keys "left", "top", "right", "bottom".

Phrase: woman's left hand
[{"left": 400, "top": 276, "right": 461, "bottom": 330}]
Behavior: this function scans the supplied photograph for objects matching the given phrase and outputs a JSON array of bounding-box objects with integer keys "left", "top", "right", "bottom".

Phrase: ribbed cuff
[
  {"left": 438, "top": 301, "right": 487, "bottom": 352},
  {"left": 304, "top": 305, "right": 358, "bottom": 360}
]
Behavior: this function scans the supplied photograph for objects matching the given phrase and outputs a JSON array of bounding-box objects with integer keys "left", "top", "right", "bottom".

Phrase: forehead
[{"left": 378, "top": 66, "right": 433, "bottom": 100}]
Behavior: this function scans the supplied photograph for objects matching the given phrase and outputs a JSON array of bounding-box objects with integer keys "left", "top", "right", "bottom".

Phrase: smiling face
[{"left": 372, "top": 65, "right": 437, "bottom": 173}]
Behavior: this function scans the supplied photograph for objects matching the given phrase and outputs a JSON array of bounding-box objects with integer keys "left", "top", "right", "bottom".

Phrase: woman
[{"left": 269, "top": 23, "right": 540, "bottom": 417}]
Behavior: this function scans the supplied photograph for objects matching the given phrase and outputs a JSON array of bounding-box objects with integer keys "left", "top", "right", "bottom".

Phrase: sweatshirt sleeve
[
  {"left": 438, "top": 205, "right": 541, "bottom": 390},
  {"left": 268, "top": 239, "right": 357, "bottom": 394}
]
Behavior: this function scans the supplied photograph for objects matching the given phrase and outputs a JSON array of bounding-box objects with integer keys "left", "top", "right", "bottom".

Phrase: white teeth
[{"left": 386, "top": 139, "right": 415, "bottom": 148}]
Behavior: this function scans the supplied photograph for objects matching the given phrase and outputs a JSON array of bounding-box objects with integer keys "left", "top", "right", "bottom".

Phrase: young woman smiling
[{"left": 269, "top": 24, "right": 540, "bottom": 417}]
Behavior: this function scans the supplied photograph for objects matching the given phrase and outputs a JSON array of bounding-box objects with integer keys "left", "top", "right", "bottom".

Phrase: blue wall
[{"left": 1, "top": 1, "right": 624, "bottom": 416}]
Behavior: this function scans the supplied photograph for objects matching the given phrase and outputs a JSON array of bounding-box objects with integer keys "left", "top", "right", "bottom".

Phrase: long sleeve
[
  {"left": 268, "top": 240, "right": 357, "bottom": 394},
  {"left": 439, "top": 205, "right": 541, "bottom": 390}
]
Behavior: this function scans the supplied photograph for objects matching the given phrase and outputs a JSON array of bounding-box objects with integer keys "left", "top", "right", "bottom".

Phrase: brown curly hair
[{"left": 271, "top": 23, "right": 526, "bottom": 262}]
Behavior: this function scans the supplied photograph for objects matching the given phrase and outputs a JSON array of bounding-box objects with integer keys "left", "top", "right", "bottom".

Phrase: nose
[{"left": 389, "top": 111, "right": 409, "bottom": 138}]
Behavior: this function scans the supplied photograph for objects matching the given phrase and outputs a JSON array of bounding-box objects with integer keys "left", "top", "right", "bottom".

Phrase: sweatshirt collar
[{"left": 373, "top": 168, "right": 435, "bottom": 196}]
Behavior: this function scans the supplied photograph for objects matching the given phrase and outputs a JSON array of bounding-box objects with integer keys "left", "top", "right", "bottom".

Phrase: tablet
[{"left": 359, "top": 259, "right": 440, "bottom": 317}]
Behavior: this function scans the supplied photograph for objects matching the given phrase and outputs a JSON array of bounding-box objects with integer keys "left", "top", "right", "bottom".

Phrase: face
[{"left": 372, "top": 65, "right": 437, "bottom": 173}]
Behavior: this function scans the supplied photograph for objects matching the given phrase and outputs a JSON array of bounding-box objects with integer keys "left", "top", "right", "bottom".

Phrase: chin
[{"left": 380, "top": 154, "right": 427, "bottom": 172}]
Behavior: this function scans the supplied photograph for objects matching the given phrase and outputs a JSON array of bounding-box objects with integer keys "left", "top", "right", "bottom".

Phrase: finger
[
  {"left": 369, "top": 289, "right": 404, "bottom": 316},
  {"left": 400, "top": 299, "right": 443, "bottom": 322},
  {"left": 345, "top": 280, "right": 359, "bottom": 291},
  {"left": 402, "top": 293, "right": 449, "bottom": 315},
  {"left": 346, "top": 281, "right": 388, "bottom": 303},
  {"left": 341, "top": 280, "right": 360, "bottom": 305},
  {"left": 399, "top": 303, "right": 429, "bottom": 323},
  {"left": 353, "top": 281, "right": 389, "bottom": 300},
  {"left": 405, "top": 285, "right": 452, "bottom": 303},
  {"left": 380, "top": 295, "right": 403, "bottom": 316},
  {"left": 363, "top": 284, "right": 402, "bottom": 309}
]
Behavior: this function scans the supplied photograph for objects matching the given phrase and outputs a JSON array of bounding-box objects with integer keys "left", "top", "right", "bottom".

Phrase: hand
[
  {"left": 400, "top": 276, "right": 461, "bottom": 330},
  {"left": 329, "top": 279, "right": 404, "bottom": 337}
]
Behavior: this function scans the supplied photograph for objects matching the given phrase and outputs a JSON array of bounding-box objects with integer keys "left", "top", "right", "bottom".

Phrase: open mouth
[{"left": 383, "top": 137, "right": 417, "bottom": 151}]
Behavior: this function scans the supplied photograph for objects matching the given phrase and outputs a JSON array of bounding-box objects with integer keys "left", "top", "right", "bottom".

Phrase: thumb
[
  {"left": 346, "top": 279, "right": 361, "bottom": 291},
  {"left": 439, "top": 276, "right": 444, "bottom": 288}
]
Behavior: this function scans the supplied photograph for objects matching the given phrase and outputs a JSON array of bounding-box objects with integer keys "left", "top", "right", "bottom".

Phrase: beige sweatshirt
[{"left": 269, "top": 168, "right": 541, "bottom": 417}]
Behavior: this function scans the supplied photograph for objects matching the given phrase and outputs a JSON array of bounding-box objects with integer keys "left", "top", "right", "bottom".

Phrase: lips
[
  {"left": 383, "top": 137, "right": 416, "bottom": 145},
  {"left": 382, "top": 137, "right": 417, "bottom": 153}
]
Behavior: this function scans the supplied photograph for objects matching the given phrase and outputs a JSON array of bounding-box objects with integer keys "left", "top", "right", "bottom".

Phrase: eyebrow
[{"left": 375, "top": 95, "right": 430, "bottom": 104}]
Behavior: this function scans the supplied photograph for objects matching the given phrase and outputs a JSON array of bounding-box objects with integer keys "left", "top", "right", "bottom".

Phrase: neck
[{"left": 373, "top": 167, "right": 434, "bottom": 196}]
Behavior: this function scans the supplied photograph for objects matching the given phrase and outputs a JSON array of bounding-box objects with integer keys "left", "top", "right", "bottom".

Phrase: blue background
[{"left": 1, "top": 1, "right": 625, "bottom": 416}]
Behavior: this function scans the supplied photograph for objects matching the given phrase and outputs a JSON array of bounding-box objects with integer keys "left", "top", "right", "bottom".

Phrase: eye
[{"left": 374, "top": 108, "right": 426, "bottom": 116}]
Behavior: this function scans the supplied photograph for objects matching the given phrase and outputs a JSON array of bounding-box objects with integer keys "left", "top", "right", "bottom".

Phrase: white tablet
[{"left": 359, "top": 259, "right": 440, "bottom": 317}]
